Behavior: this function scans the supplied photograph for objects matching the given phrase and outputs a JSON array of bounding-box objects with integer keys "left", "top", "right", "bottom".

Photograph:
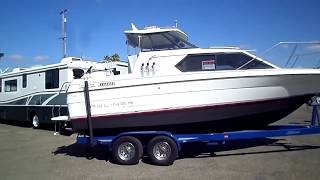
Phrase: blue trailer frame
[
  {"left": 77, "top": 105, "right": 320, "bottom": 151},
  {"left": 77, "top": 104, "right": 320, "bottom": 153}
]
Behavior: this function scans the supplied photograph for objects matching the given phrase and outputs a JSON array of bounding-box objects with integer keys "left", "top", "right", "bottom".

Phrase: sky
[{"left": 1, "top": 0, "right": 320, "bottom": 71}]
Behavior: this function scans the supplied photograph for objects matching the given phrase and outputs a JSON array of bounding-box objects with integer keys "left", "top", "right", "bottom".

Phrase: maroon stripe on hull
[{"left": 71, "top": 95, "right": 312, "bottom": 135}]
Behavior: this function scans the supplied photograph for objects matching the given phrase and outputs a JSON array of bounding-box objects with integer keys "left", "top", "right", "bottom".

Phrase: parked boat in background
[{"left": 67, "top": 24, "right": 320, "bottom": 134}]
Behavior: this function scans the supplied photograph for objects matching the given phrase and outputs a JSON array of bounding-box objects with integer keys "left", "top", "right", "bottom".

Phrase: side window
[
  {"left": 0, "top": 78, "right": 2, "bottom": 92},
  {"left": 241, "top": 60, "right": 273, "bottom": 69},
  {"left": 22, "top": 74, "right": 27, "bottom": 88},
  {"left": 5, "top": 79, "right": 17, "bottom": 92},
  {"left": 216, "top": 53, "right": 253, "bottom": 70},
  {"left": 45, "top": 69, "right": 59, "bottom": 89},
  {"left": 176, "top": 53, "right": 273, "bottom": 72},
  {"left": 176, "top": 54, "right": 216, "bottom": 72}
]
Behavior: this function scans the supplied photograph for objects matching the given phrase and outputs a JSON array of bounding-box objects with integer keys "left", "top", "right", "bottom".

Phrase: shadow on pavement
[
  {"left": 53, "top": 143, "right": 110, "bottom": 162},
  {"left": 177, "top": 138, "right": 320, "bottom": 159},
  {"left": 52, "top": 138, "right": 320, "bottom": 166},
  {"left": 0, "top": 119, "right": 31, "bottom": 128},
  {"left": 0, "top": 119, "right": 74, "bottom": 136}
]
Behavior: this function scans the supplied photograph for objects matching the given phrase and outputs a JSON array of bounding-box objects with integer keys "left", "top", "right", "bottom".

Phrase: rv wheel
[
  {"left": 31, "top": 114, "right": 40, "bottom": 129},
  {"left": 147, "top": 136, "right": 178, "bottom": 166},
  {"left": 112, "top": 136, "right": 143, "bottom": 165}
]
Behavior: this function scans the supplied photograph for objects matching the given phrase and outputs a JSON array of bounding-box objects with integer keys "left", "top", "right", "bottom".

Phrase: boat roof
[{"left": 124, "top": 25, "right": 189, "bottom": 42}]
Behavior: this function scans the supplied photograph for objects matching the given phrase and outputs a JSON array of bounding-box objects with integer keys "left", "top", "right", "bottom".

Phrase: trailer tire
[
  {"left": 31, "top": 113, "right": 40, "bottom": 129},
  {"left": 112, "top": 136, "right": 143, "bottom": 165},
  {"left": 147, "top": 136, "right": 178, "bottom": 166}
]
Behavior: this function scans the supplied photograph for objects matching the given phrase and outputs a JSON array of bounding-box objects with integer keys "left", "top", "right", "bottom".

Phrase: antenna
[
  {"left": 60, "top": 9, "right": 67, "bottom": 58},
  {"left": 131, "top": 23, "right": 138, "bottom": 31},
  {"left": 175, "top": 20, "right": 178, "bottom": 28}
]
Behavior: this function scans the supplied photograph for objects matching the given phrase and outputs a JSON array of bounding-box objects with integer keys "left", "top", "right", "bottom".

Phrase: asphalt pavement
[{"left": 0, "top": 105, "right": 320, "bottom": 180}]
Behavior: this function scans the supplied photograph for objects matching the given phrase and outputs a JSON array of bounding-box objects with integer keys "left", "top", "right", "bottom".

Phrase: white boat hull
[{"left": 67, "top": 69, "right": 320, "bottom": 134}]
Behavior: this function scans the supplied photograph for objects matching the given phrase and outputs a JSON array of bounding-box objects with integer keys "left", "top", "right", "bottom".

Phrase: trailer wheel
[
  {"left": 31, "top": 113, "right": 40, "bottom": 129},
  {"left": 147, "top": 136, "right": 178, "bottom": 166},
  {"left": 112, "top": 136, "right": 143, "bottom": 165}
]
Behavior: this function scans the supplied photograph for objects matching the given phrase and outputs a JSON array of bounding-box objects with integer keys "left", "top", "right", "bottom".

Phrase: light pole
[{"left": 60, "top": 9, "right": 67, "bottom": 58}]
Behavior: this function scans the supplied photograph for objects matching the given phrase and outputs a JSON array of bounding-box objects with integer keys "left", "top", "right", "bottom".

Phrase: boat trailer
[{"left": 76, "top": 99, "right": 320, "bottom": 166}]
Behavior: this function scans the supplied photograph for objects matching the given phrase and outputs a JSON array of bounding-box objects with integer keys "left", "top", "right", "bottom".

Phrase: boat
[{"left": 66, "top": 24, "right": 320, "bottom": 134}]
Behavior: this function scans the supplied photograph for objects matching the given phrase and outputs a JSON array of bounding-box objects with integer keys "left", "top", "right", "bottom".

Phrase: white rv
[{"left": 0, "top": 57, "right": 128, "bottom": 128}]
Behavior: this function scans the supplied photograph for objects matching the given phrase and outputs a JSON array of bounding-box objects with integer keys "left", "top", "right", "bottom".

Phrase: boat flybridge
[{"left": 67, "top": 24, "right": 320, "bottom": 135}]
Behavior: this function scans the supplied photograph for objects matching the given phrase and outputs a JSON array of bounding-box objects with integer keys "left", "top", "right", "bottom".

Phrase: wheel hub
[
  {"left": 32, "top": 116, "right": 39, "bottom": 128},
  {"left": 118, "top": 142, "right": 135, "bottom": 161},
  {"left": 153, "top": 142, "right": 171, "bottom": 161}
]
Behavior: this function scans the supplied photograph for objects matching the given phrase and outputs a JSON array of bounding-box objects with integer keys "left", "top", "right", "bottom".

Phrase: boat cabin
[{"left": 124, "top": 25, "right": 278, "bottom": 75}]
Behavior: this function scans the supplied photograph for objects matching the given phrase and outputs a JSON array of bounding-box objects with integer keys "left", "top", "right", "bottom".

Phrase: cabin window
[
  {"left": 5, "top": 79, "right": 17, "bottom": 92},
  {"left": 176, "top": 54, "right": 217, "bottom": 72},
  {"left": 240, "top": 60, "right": 273, "bottom": 69},
  {"left": 126, "top": 32, "right": 197, "bottom": 52},
  {"left": 22, "top": 74, "right": 27, "bottom": 88},
  {"left": 45, "top": 69, "right": 59, "bottom": 89},
  {"left": 176, "top": 53, "right": 274, "bottom": 72},
  {"left": 0, "top": 78, "right": 2, "bottom": 92},
  {"left": 216, "top": 53, "right": 255, "bottom": 70}
]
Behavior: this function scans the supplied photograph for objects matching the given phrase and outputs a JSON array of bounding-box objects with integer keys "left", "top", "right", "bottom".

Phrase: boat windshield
[{"left": 126, "top": 31, "right": 198, "bottom": 52}]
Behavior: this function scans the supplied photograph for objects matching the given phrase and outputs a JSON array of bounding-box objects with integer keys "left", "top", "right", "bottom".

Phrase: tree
[
  {"left": 103, "top": 53, "right": 120, "bottom": 62},
  {"left": 103, "top": 55, "right": 110, "bottom": 61},
  {"left": 110, "top": 54, "right": 120, "bottom": 62}
]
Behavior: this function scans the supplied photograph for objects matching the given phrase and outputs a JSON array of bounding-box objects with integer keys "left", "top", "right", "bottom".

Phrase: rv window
[
  {"left": 73, "top": 69, "right": 84, "bottom": 79},
  {"left": 22, "top": 74, "right": 27, "bottom": 88},
  {"left": 5, "top": 79, "right": 17, "bottom": 92},
  {"left": 45, "top": 69, "right": 59, "bottom": 89}
]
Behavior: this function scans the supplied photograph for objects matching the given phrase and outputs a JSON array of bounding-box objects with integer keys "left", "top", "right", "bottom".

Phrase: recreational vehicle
[{"left": 0, "top": 57, "right": 128, "bottom": 128}]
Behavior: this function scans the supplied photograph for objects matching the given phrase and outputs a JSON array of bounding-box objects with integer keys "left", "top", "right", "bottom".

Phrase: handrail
[
  {"left": 209, "top": 46, "right": 241, "bottom": 50},
  {"left": 51, "top": 81, "right": 71, "bottom": 118},
  {"left": 0, "top": 67, "right": 9, "bottom": 74},
  {"left": 261, "top": 41, "right": 320, "bottom": 68}
]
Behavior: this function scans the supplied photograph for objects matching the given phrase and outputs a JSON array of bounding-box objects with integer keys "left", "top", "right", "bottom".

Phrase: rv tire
[{"left": 31, "top": 114, "right": 40, "bottom": 129}]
